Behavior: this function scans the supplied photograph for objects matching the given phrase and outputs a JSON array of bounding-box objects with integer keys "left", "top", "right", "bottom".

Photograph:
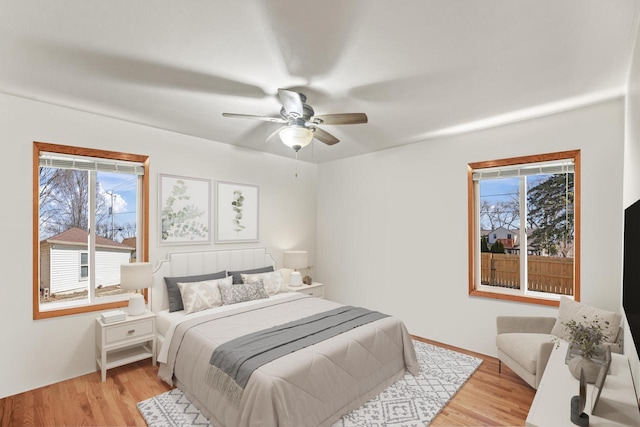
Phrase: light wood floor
[
  {"left": 413, "top": 336, "right": 535, "bottom": 426},
  {"left": 0, "top": 337, "right": 535, "bottom": 426}
]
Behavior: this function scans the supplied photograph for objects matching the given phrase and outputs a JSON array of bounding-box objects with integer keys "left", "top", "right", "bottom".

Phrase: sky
[
  {"left": 479, "top": 175, "right": 551, "bottom": 230},
  {"left": 480, "top": 178, "right": 520, "bottom": 203},
  {"left": 97, "top": 171, "right": 138, "bottom": 236}
]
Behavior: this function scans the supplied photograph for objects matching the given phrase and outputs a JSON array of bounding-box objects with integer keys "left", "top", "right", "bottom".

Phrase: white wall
[
  {"left": 317, "top": 98, "right": 624, "bottom": 357},
  {"left": 0, "top": 93, "right": 317, "bottom": 399},
  {"left": 624, "top": 17, "right": 640, "bottom": 397}
]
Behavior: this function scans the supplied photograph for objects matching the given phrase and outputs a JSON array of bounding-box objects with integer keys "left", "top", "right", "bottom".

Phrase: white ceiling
[{"left": 1, "top": 1, "right": 639, "bottom": 163}]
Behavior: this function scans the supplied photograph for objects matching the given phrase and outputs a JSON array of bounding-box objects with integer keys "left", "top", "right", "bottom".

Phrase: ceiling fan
[{"left": 222, "top": 88, "right": 368, "bottom": 152}]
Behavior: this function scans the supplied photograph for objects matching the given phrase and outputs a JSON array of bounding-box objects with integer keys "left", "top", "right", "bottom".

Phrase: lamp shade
[
  {"left": 120, "top": 262, "right": 152, "bottom": 316},
  {"left": 279, "top": 127, "right": 313, "bottom": 151},
  {"left": 120, "top": 262, "right": 152, "bottom": 291},
  {"left": 283, "top": 251, "right": 308, "bottom": 270}
]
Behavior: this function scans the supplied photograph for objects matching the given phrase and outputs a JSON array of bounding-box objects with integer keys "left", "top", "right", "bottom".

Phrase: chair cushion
[{"left": 496, "top": 333, "right": 553, "bottom": 375}]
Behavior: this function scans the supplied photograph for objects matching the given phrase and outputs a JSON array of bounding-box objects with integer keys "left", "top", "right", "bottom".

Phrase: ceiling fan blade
[
  {"left": 25, "top": 39, "right": 267, "bottom": 98},
  {"left": 222, "top": 113, "right": 287, "bottom": 124},
  {"left": 311, "top": 126, "right": 340, "bottom": 145},
  {"left": 277, "top": 89, "right": 304, "bottom": 117},
  {"left": 311, "top": 113, "right": 368, "bottom": 125}
]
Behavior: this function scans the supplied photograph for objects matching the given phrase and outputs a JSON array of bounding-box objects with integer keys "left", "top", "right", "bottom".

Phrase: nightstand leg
[{"left": 101, "top": 351, "right": 107, "bottom": 382}]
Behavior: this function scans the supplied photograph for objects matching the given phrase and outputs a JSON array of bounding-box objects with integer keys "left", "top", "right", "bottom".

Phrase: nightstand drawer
[
  {"left": 297, "top": 287, "right": 324, "bottom": 298},
  {"left": 287, "top": 282, "right": 325, "bottom": 298},
  {"left": 105, "top": 319, "right": 153, "bottom": 344}
]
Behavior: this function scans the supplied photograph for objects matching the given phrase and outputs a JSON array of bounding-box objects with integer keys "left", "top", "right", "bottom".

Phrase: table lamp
[
  {"left": 120, "top": 262, "right": 152, "bottom": 316},
  {"left": 284, "top": 251, "right": 308, "bottom": 287}
]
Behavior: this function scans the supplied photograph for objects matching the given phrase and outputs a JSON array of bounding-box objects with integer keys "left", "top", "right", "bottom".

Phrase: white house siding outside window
[
  {"left": 33, "top": 142, "right": 149, "bottom": 319},
  {"left": 468, "top": 150, "right": 580, "bottom": 307}
]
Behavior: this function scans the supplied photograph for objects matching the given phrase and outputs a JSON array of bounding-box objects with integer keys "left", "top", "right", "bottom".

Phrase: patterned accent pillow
[
  {"left": 177, "top": 276, "right": 232, "bottom": 314},
  {"left": 218, "top": 281, "right": 269, "bottom": 305},
  {"left": 241, "top": 271, "right": 284, "bottom": 295},
  {"left": 164, "top": 270, "right": 227, "bottom": 312}
]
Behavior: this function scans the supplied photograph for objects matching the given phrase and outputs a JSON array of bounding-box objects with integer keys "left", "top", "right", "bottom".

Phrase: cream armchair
[
  {"left": 496, "top": 316, "right": 557, "bottom": 389},
  {"left": 497, "top": 308, "right": 623, "bottom": 389}
]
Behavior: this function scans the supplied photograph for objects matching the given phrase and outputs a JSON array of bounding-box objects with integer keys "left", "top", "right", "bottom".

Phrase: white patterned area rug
[{"left": 138, "top": 340, "right": 482, "bottom": 427}]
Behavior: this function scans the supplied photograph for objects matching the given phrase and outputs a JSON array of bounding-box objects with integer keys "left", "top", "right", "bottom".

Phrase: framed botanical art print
[
  {"left": 215, "top": 181, "right": 259, "bottom": 243},
  {"left": 159, "top": 174, "right": 211, "bottom": 245}
]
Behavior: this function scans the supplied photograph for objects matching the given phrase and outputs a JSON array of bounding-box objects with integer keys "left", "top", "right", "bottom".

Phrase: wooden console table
[{"left": 526, "top": 340, "right": 640, "bottom": 426}]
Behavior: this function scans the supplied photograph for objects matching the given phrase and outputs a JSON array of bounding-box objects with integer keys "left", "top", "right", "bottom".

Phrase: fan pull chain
[{"left": 295, "top": 151, "right": 299, "bottom": 178}]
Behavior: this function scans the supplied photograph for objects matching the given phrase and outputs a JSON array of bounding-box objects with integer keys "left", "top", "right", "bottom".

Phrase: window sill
[
  {"left": 34, "top": 294, "right": 143, "bottom": 320},
  {"left": 469, "top": 289, "right": 561, "bottom": 307}
]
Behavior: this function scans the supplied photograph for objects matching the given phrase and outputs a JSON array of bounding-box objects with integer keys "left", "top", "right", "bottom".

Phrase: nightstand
[
  {"left": 287, "top": 282, "right": 325, "bottom": 298},
  {"left": 95, "top": 310, "right": 156, "bottom": 382}
]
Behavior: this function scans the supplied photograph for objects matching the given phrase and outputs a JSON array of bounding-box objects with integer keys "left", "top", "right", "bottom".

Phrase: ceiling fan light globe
[{"left": 279, "top": 126, "right": 313, "bottom": 151}]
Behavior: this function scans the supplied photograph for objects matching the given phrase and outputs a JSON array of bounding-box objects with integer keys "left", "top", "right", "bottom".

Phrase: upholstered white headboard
[{"left": 150, "top": 247, "right": 276, "bottom": 313}]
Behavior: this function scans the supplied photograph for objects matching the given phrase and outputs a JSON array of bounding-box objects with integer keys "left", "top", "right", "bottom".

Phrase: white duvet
[
  {"left": 158, "top": 293, "right": 419, "bottom": 427},
  {"left": 157, "top": 292, "right": 296, "bottom": 364}
]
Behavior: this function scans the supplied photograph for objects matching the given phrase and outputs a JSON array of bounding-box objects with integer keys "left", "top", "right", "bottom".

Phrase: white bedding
[
  {"left": 158, "top": 293, "right": 419, "bottom": 427},
  {"left": 156, "top": 309, "right": 181, "bottom": 337},
  {"left": 157, "top": 292, "right": 298, "bottom": 364}
]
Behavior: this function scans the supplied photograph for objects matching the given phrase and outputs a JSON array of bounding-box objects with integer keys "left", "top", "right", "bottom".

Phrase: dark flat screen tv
[{"left": 623, "top": 198, "right": 640, "bottom": 359}]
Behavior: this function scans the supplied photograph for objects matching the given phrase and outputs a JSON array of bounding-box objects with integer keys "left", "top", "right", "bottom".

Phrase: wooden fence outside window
[{"left": 480, "top": 253, "right": 574, "bottom": 295}]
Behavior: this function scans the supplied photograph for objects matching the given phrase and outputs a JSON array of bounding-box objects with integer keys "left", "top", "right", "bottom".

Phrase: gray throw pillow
[
  {"left": 164, "top": 270, "right": 227, "bottom": 312},
  {"left": 219, "top": 281, "right": 269, "bottom": 305},
  {"left": 228, "top": 266, "right": 274, "bottom": 284}
]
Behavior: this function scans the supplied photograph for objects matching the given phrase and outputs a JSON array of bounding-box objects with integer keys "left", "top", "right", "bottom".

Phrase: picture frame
[
  {"left": 159, "top": 174, "right": 211, "bottom": 245},
  {"left": 570, "top": 369, "right": 589, "bottom": 427},
  {"left": 215, "top": 180, "right": 259, "bottom": 243},
  {"left": 591, "top": 345, "right": 612, "bottom": 414}
]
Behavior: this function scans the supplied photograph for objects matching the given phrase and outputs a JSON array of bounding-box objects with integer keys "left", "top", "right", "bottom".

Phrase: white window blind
[
  {"left": 39, "top": 152, "right": 144, "bottom": 175},
  {"left": 472, "top": 159, "right": 574, "bottom": 181}
]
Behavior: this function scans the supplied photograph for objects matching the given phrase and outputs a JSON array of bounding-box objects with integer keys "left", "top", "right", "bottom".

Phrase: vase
[
  {"left": 565, "top": 342, "right": 607, "bottom": 365},
  {"left": 568, "top": 356, "right": 600, "bottom": 383}
]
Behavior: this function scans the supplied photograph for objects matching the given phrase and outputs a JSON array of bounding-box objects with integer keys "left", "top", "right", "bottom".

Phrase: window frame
[
  {"left": 33, "top": 142, "right": 150, "bottom": 320},
  {"left": 467, "top": 150, "right": 581, "bottom": 307}
]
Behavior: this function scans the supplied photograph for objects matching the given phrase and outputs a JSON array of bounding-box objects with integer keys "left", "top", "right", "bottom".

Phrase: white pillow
[
  {"left": 177, "top": 275, "right": 232, "bottom": 314},
  {"left": 551, "top": 296, "right": 621, "bottom": 343},
  {"left": 241, "top": 271, "right": 284, "bottom": 295}
]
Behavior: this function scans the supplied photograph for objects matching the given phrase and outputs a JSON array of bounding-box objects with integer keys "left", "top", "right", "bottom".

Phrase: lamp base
[
  {"left": 289, "top": 271, "right": 303, "bottom": 287},
  {"left": 128, "top": 293, "right": 146, "bottom": 316}
]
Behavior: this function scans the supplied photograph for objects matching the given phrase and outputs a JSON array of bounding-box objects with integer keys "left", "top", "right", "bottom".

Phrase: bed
[{"left": 152, "top": 248, "right": 418, "bottom": 427}]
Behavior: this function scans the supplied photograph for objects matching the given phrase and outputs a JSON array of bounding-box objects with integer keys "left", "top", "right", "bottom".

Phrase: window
[
  {"left": 33, "top": 142, "right": 149, "bottom": 319},
  {"left": 79, "top": 252, "right": 88, "bottom": 281},
  {"left": 468, "top": 150, "right": 580, "bottom": 306}
]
